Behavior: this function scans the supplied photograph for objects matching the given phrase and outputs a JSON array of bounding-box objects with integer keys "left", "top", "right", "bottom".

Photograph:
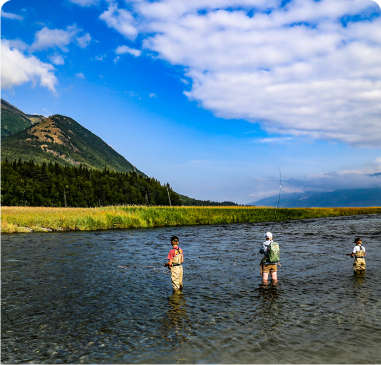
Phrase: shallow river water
[{"left": 2, "top": 214, "right": 381, "bottom": 363}]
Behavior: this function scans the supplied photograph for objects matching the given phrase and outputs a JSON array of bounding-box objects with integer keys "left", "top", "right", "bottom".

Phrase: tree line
[{"left": 1, "top": 159, "right": 181, "bottom": 207}]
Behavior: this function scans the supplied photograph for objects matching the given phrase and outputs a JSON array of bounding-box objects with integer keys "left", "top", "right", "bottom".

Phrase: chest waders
[
  {"left": 171, "top": 247, "right": 183, "bottom": 267},
  {"left": 170, "top": 247, "right": 183, "bottom": 290},
  {"left": 353, "top": 245, "right": 366, "bottom": 272}
]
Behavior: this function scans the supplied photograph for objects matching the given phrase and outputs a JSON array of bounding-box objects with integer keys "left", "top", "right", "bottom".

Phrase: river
[{"left": 2, "top": 214, "right": 381, "bottom": 363}]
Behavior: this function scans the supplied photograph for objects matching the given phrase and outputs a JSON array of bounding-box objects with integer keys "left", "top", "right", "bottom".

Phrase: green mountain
[
  {"left": 1, "top": 113, "right": 144, "bottom": 174},
  {"left": 248, "top": 187, "right": 381, "bottom": 207},
  {"left": 1, "top": 99, "right": 45, "bottom": 138}
]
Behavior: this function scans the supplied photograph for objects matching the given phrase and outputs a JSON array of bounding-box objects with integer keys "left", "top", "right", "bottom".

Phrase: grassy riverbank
[{"left": 2, "top": 206, "right": 381, "bottom": 233}]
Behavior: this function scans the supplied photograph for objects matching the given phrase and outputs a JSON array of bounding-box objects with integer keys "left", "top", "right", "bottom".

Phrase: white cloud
[
  {"left": 149, "top": 93, "right": 157, "bottom": 98},
  {"left": 1, "top": 10, "right": 23, "bottom": 20},
  {"left": 68, "top": 0, "right": 100, "bottom": 6},
  {"left": 30, "top": 26, "right": 78, "bottom": 52},
  {"left": 30, "top": 25, "right": 91, "bottom": 52},
  {"left": 248, "top": 158, "right": 381, "bottom": 201},
  {"left": 77, "top": 33, "right": 91, "bottom": 48},
  {"left": 75, "top": 73, "right": 85, "bottom": 78},
  {"left": 99, "top": 4, "right": 138, "bottom": 40},
  {"left": 49, "top": 54, "right": 65, "bottom": 65},
  {"left": 115, "top": 45, "right": 141, "bottom": 57},
  {"left": 1, "top": 39, "right": 57, "bottom": 92},
  {"left": 129, "top": 0, "right": 381, "bottom": 148},
  {"left": 6, "top": 39, "right": 28, "bottom": 51},
  {"left": 257, "top": 137, "right": 294, "bottom": 144},
  {"left": 113, "top": 56, "right": 120, "bottom": 63}
]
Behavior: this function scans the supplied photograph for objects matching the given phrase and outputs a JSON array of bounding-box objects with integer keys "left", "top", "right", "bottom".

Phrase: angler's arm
[{"left": 164, "top": 259, "right": 173, "bottom": 267}]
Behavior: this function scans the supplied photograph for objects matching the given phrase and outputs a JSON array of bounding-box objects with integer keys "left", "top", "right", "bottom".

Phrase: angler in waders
[
  {"left": 346, "top": 237, "right": 366, "bottom": 273},
  {"left": 164, "top": 236, "right": 184, "bottom": 291},
  {"left": 259, "top": 232, "right": 280, "bottom": 284}
]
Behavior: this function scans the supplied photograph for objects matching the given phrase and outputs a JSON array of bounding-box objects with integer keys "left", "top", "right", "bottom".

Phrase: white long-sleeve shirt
[{"left": 259, "top": 240, "right": 272, "bottom": 265}]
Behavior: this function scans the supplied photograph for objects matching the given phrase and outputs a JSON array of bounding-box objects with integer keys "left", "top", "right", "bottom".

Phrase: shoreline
[{"left": 2, "top": 206, "right": 381, "bottom": 234}]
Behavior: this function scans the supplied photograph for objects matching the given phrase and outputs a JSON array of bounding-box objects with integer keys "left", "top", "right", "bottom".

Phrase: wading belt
[{"left": 171, "top": 263, "right": 182, "bottom": 267}]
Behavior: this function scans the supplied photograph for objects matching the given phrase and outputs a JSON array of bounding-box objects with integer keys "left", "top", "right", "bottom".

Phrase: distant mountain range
[{"left": 248, "top": 187, "right": 381, "bottom": 208}]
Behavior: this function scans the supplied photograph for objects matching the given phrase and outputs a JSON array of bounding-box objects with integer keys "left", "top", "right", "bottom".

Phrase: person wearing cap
[
  {"left": 259, "top": 232, "right": 278, "bottom": 284},
  {"left": 165, "top": 235, "right": 184, "bottom": 291},
  {"left": 346, "top": 237, "right": 366, "bottom": 273}
]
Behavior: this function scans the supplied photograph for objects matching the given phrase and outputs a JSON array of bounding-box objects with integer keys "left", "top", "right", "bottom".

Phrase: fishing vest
[
  {"left": 172, "top": 247, "right": 183, "bottom": 266},
  {"left": 354, "top": 245, "right": 365, "bottom": 259}
]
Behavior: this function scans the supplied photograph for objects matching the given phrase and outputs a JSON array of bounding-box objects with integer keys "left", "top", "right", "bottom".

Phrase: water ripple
[{"left": 2, "top": 214, "right": 381, "bottom": 363}]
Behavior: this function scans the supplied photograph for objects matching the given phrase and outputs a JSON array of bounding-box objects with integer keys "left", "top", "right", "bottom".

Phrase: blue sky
[{"left": 1, "top": 0, "right": 381, "bottom": 204}]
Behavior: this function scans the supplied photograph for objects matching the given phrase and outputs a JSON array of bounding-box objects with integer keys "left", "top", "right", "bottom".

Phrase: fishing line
[
  {"left": 118, "top": 265, "right": 170, "bottom": 274},
  {"left": 270, "top": 166, "right": 282, "bottom": 232}
]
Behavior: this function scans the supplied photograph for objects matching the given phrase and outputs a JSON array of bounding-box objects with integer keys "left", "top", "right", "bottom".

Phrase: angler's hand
[{"left": 164, "top": 263, "right": 170, "bottom": 267}]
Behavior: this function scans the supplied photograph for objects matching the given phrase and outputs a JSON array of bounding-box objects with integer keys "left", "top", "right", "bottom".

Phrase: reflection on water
[
  {"left": 161, "top": 291, "right": 190, "bottom": 347},
  {"left": 2, "top": 214, "right": 381, "bottom": 363},
  {"left": 353, "top": 271, "right": 367, "bottom": 287}
]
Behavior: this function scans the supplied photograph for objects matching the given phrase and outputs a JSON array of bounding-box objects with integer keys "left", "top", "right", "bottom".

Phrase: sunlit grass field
[{"left": 2, "top": 206, "right": 381, "bottom": 233}]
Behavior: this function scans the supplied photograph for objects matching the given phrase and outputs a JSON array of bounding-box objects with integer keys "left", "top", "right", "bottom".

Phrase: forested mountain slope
[
  {"left": 1, "top": 99, "right": 45, "bottom": 138},
  {"left": 1, "top": 160, "right": 179, "bottom": 207},
  {"left": 1, "top": 114, "right": 144, "bottom": 174}
]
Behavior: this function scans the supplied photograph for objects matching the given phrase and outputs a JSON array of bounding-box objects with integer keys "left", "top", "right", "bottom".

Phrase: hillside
[
  {"left": 248, "top": 187, "right": 381, "bottom": 208},
  {"left": 179, "top": 194, "right": 239, "bottom": 206},
  {"left": 1, "top": 159, "right": 179, "bottom": 207},
  {"left": 1, "top": 114, "right": 144, "bottom": 174},
  {"left": 1, "top": 99, "right": 45, "bottom": 138}
]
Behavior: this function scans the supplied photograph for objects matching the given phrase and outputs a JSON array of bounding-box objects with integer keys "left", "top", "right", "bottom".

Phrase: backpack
[{"left": 267, "top": 241, "right": 280, "bottom": 263}]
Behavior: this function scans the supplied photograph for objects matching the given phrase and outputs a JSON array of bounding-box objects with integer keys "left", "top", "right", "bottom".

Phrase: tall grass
[{"left": 1, "top": 206, "right": 381, "bottom": 233}]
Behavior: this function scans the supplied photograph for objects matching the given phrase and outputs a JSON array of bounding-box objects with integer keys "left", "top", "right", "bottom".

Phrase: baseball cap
[
  {"left": 265, "top": 232, "right": 273, "bottom": 239},
  {"left": 354, "top": 237, "right": 362, "bottom": 243}
]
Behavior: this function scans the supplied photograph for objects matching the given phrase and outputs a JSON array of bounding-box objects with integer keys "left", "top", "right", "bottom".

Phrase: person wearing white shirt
[
  {"left": 346, "top": 237, "right": 366, "bottom": 273},
  {"left": 259, "top": 232, "right": 278, "bottom": 283}
]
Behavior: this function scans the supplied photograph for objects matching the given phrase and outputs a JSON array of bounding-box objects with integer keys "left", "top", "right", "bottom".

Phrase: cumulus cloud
[
  {"left": 6, "top": 39, "right": 28, "bottom": 51},
  {"left": 127, "top": 0, "right": 381, "bottom": 148},
  {"left": 115, "top": 45, "right": 141, "bottom": 57},
  {"left": 1, "top": 10, "right": 23, "bottom": 20},
  {"left": 1, "top": 39, "right": 57, "bottom": 91},
  {"left": 77, "top": 33, "right": 91, "bottom": 48},
  {"left": 99, "top": 4, "right": 138, "bottom": 40},
  {"left": 30, "top": 25, "right": 91, "bottom": 52},
  {"left": 49, "top": 54, "right": 65, "bottom": 65},
  {"left": 30, "top": 26, "right": 77, "bottom": 52},
  {"left": 75, "top": 72, "right": 85, "bottom": 78}
]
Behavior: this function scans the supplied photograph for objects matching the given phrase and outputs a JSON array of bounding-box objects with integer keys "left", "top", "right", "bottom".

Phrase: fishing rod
[
  {"left": 118, "top": 265, "right": 170, "bottom": 274},
  {"left": 270, "top": 166, "right": 282, "bottom": 232}
]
